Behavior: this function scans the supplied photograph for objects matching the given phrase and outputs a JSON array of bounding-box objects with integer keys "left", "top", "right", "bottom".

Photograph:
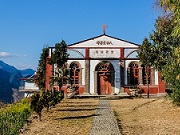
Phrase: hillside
[
  {"left": 19, "top": 68, "right": 36, "bottom": 77},
  {"left": 0, "top": 60, "right": 35, "bottom": 103}
]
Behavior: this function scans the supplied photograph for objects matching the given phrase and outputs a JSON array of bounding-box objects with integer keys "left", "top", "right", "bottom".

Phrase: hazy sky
[{"left": 0, "top": 0, "right": 160, "bottom": 70}]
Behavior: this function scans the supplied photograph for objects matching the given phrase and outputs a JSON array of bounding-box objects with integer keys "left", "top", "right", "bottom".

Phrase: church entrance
[
  {"left": 95, "top": 61, "right": 114, "bottom": 95},
  {"left": 99, "top": 72, "right": 112, "bottom": 94}
]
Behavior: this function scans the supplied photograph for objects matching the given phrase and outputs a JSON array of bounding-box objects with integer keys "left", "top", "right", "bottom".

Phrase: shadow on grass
[
  {"left": 101, "top": 96, "right": 134, "bottom": 100},
  {"left": 57, "top": 108, "right": 97, "bottom": 112},
  {"left": 63, "top": 101, "right": 96, "bottom": 104},
  {"left": 59, "top": 104, "right": 98, "bottom": 108},
  {"left": 54, "top": 114, "right": 99, "bottom": 120}
]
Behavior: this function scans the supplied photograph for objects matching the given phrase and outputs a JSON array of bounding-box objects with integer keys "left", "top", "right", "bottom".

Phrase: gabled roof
[{"left": 68, "top": 34, "right": 140, "bottom": 48}]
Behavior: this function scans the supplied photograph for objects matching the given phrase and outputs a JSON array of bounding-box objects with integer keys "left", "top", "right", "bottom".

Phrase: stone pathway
[{"left": 89, "top": 100, "right": 121, "bottom": 135}]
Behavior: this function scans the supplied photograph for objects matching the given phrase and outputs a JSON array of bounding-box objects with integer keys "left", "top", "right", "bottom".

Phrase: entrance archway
[{"left": 95, "top": 61, "right": 114, "bottom": 95}]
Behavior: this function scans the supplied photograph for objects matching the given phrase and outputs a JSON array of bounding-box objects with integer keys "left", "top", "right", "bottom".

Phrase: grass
[
  {"left": 110, "top": 97, "right": 180, "bottom": 135},
  {"left": 20, "top": 98, "right": 98, "bottom": 135},
  {"left": 19, "top": 97, "right": 180, "bottom": 135}
]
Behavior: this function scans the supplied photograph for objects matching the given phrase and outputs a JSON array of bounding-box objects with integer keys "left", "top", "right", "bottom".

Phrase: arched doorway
[{"left": 95, "top": 61, "right": 114, "bottom": 95}]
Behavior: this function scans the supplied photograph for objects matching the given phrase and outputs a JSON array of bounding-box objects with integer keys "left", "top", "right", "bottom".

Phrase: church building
[{"left": 45, "top": 29, "right": 165, "bottom": 96}]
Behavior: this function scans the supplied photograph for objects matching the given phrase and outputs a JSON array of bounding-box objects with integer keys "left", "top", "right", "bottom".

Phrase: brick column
[
  {"left": 151, "top": 67, "right": 155, "bottom": 85},
  {"left": 127, "top": 67, "right": 130, "bottom": 85},
  {"left": 79, "top": 68, "right": 83, "bottom": 85},
  {"left": 139, "top": 67, "right": 143, "bottom": 85},
  {"left": 94, "top": 71, "right": 98, "bottom": 95},
  {"left": 66, "top": 68, "right": 71, "bottom": 85},
  {"left": 85, "top": 48, "right": 90, "bottom": 94},
  {"left": 45, "top": 57, "right": 53, "bottom": 90}
]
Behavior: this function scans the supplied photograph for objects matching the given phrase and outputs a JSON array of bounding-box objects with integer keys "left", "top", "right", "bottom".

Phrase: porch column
[
  {"left": 151, "top": 67, "right": 155, "bottom": 85},
  {"left": 139, "top": 67, "right": 143, "bottom": 85},
  {"left": 79, "top": 68, "right": 83, "bottom": 85},
  {"left": 85, "top": 48, "right": 90, "bottom": 94},
  {"left": 94, "top": 71, "right": 98, "bottom": 95},
  {"left": 126, "top": 67, "right": 130, "bottom": 85},
  {"left": 66, "top": 68, "right": 71, "bottom": 85}
]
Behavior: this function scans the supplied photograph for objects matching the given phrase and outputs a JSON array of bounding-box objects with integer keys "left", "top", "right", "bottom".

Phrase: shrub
[
  {"left": 30, "top": 89, "right": 64, "bottom": 120},
  {"left": 0, "top": 98, "right": 31, "bottom": 135}
]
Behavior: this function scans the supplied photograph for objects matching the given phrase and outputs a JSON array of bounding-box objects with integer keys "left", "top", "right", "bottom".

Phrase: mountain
[
  {"left": 19, "top": 68, "right": 35, "bottom": 77},
  {"left": 0, "top": 69, "right": 14, "bottom": 103},
  {"left": 0, "top": 60, "right": 19, "bottom": 73},
  {"left": 0, "top": 60, "right": 35, "bottom": 103}
]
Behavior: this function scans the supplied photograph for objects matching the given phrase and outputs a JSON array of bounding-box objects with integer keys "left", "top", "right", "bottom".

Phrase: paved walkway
[{"left": 89, "top": 100, "right": 121, "bottom": 135}]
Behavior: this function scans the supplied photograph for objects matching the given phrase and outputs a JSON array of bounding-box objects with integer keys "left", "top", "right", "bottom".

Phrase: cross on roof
[{"left": 102, "top": 24, "right": 107, "bottom": 34}]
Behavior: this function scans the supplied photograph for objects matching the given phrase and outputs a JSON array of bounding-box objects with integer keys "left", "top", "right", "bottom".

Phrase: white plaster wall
[
  {"left": 89, "top": 60, "right": 101, "bottom": 94},
  {"left": 67, "top": 60, "right": 85, "bottom": 85},
  {"left": 154, "top": 70, "right": 159, "bottom": 85},
  {"left": 89, "top": 49, "right": 120, "bottom": 58},
  {"left": 25, "top": 82, "right": 39, "bottom": 90}
]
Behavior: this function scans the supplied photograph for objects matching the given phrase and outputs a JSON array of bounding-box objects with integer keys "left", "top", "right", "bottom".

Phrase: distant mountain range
[
  {"left": 19, "top": 68, "right": 36, "bottom": 77},
  {"left": 0, "top": 60, "right": 35, "bottom": 103}
]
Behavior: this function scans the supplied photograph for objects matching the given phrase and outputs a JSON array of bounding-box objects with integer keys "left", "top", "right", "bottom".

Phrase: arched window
[
  {"left": 70, "top": 62, "right": 80, "bottom": 85},
  {"left": 142, "top": 65, "right": 151, "bottom": 84},
  {"left": 129, "top": 62, "right": 139, "bottom": 85}
]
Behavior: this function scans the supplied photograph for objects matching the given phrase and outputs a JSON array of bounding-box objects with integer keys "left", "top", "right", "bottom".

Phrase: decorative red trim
[
  {"left": 125, "top": 49, "right": 139, "bottom": 58},
  {"left": 120, "top": 48, "right": 124, "bottom": 59},
  {"left": 85, "top": 48, "right": 89, "bottom": 59}
]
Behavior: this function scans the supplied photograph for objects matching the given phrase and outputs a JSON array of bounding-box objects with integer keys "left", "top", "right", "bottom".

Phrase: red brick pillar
[
  {"left": 45, "top": 57, "right": 53, "bottom": 90},
  {"left": 120, "top": 48, "right": 124, "bottom": 59}
]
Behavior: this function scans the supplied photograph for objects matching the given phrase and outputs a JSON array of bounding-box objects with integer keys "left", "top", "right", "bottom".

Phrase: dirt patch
[
  {"left": 111, "top": 97, "right": 180, "bottom": 135},
  {"left": 20, "top": 98, "right": 98, "bottom": 135}
]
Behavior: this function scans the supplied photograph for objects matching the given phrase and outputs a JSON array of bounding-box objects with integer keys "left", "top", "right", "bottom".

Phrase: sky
[{"left": 0, "top": 0, "right": 161, "bottom": 70}]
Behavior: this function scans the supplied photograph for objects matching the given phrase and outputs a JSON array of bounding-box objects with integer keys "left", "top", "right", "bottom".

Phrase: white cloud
[
  {"left": 0, "top": 52, "right": 26, "bottom": 58},
  {"left": 0, "top": 52, "right": 11, "bottom": 57}
]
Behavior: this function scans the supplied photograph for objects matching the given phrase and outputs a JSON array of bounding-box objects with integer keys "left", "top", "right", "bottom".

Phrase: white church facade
[{"left": 45, "top": 33, "right": 165, "bottom": 96}]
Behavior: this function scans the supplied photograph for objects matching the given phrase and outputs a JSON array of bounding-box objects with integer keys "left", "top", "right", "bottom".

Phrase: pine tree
[
  {"left": 35, "top": 47, "right": 49, "bottom": 89},
  {"left": 49, "top": 40, "right": 69, "bottom": 90}
]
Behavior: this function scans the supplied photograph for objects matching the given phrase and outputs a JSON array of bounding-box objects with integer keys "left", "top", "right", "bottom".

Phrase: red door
[{"left": 99, "top": 74, "right": 112, "bottom": 95}]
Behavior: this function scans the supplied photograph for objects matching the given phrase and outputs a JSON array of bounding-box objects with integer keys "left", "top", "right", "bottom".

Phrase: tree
[
  {"left": 158, "top": 0, "right": 180, "bottom": 37},
  {"left": 139, "top": 0, "right": 180, "bottom": 104},
  {"left": 138, "top": 38, "right": 155, "bottom": 67},
  {"left": 49, "top": 40, "right": 69, "bottom": 90},
  {"left": 35, "top": 47, "right": 49, "bottom": 89},
  {"left": 30, "top": 89, "right": 64, "bottom": 120},
  {"left": 140, "top": 16, "right": 180, "bottom": 100},
  {"left": 30, "top": 93, "right": 44, "bottom": 121},
  {"left": 160, "top": 46, "right": 180, "bottom": 105},
  {"left": 138, "top": 38, "right": 155, "bottom": 98},
  {"left": 149, "top": 16, "right": 178, "bottom": 71}
]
